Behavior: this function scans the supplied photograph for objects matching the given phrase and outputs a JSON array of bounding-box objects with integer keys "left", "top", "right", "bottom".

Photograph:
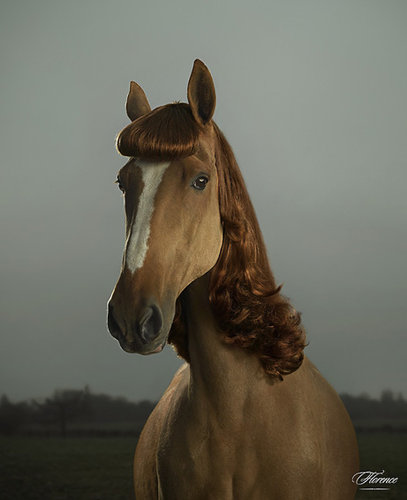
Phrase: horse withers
[{"left": 107, "top": 60, "right": 359, "bottom": 499}]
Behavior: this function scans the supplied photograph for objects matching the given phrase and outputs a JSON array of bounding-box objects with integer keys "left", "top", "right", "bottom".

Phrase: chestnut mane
[{"left": 117, "top": 103, "right": 306, "bottom": 379}]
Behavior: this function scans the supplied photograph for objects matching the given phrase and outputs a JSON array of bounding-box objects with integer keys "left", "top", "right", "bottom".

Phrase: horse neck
[{"left": 183, "top": 273, "right": 266, "bottom": 423}]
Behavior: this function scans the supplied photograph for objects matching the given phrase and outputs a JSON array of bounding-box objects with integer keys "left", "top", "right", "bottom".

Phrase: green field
[
  {"left": 0, "top": 432, "right": 406, "bottom": 499},
  {"left": 0, "top": 436, "right": 136, "bottom": 500},
  {"left": 355, "top": 432, "right": 407, "bottom": 500}
]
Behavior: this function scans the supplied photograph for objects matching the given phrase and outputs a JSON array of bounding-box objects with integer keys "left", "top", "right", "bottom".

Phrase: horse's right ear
[{"left": 126, "top": 81, "right": 151, "bottom": 122}]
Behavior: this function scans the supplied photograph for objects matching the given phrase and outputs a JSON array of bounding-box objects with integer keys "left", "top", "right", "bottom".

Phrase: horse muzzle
[{"left": 107, "top": 301, "right": 166, "bottom": 355}]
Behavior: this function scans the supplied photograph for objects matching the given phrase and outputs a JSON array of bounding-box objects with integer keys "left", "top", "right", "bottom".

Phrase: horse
[{"left": 107, "top": 59, "right": 359, "bottom": 499}]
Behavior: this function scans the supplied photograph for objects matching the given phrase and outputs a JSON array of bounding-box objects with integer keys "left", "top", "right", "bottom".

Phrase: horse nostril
[
  {"left": 107, "top": 303, "right": 123, "bottom": 338},
  {"left": 138, "top": 305, "right": 163, "bottom": 344}
]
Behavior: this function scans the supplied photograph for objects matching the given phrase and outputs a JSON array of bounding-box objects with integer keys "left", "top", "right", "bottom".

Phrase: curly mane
[{"left": 169, "top": 122, "right": 306, "bottom": 379}]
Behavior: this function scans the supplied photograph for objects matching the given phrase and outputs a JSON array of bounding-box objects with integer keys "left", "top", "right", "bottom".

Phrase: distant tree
[
  {"left": 82, "top": 392, "right": 156, "bottom": 424},
  {"left": 381, "top": 389, "right": 395, "bottom": 403},
  {"left": 359, "top": 392, "right": 371, "bottom": 400},
  {"left": 0, "top": 395, "right": 29, "bottom": 435},
  {"left": 34, "top": 388, "right": 90, "bottom": 437}
]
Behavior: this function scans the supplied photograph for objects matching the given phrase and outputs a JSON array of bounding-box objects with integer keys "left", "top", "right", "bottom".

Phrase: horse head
[{"left": 107, "top": 60, "right": 223, "bottom": 355}]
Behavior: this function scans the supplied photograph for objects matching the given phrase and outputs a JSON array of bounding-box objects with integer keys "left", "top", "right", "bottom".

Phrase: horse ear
[
  {"left": 187, "top": 59, "right": 216, "bottom": 126},
  {"left": 126, "top": 81, "right": 151, "bottom": 122}
]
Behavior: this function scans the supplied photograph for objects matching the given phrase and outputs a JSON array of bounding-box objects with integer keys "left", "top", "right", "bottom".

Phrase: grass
[
  {"left": 0, "top": 432, "right": 406, "bottom": 499},
  {"left": 0, "top": 436, "right": 137, "bottom": 500},
  {"left": 356, "top": 432, "right": 407, "bottom": 500}
]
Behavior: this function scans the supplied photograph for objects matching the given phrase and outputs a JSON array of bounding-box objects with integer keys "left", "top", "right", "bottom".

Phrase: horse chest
[
  {"left": 156, "top": 415, "right": 289, "bottom": 500},
  {"left": 154, "top": 386, "right": 336, "bottom": 500},
  {"left": 157, "top": 435, "right": 260, "bottom": 500},
  {"left": 156, "top": 431, "right": 317, "bottom": 500}
]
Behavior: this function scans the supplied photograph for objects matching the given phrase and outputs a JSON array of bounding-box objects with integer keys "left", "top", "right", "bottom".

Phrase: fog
[{"left": 1, "top": 0, "right": 406, "bottom": 402}]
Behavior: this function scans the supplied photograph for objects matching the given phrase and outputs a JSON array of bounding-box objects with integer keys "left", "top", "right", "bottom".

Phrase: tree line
[
  {"left": 0, "top": 387, "right": 156, "bottom": 436},
  {"left": 0, "top": 388, "right": 406, "bottom": 436},
  {"left": 340, "top": 390, "right": 407, "bottom": 431}
]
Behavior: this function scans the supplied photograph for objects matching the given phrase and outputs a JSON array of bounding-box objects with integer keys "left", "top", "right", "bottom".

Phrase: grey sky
[{"left": 1, "top": 0, "right": 406, "bottom": 402}]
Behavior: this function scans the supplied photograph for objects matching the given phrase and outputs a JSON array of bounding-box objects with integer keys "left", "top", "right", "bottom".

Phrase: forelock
[{"left": 116, "top": 103, "right": 202, "bottom": 161}]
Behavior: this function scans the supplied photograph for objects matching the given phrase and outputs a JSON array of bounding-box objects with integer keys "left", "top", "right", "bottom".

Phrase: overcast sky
[{"left": 1, "top": 0, "right": 406, "bottom": 402}]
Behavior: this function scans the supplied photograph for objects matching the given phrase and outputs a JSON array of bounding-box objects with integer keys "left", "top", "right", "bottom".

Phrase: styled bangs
[{"left": 116, "top": 102, "right": 202, "bottom": 160}]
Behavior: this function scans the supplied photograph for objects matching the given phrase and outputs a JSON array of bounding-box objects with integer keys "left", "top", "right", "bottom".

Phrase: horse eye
[{"left": 192, "top": 175, "right": 209, "bottom": 191}]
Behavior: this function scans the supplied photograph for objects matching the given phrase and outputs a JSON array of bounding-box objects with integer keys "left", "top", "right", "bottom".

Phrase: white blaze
[{"left": 125, "top": 161, "right": 170, "bottom": 273}]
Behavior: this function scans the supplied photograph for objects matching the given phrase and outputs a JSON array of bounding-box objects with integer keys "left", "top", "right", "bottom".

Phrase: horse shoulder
[
  {"left": 133, "top": 363, "right": 189, "bottom": 499},
  {"left": 264, "top": 356, "right": 359, "bottom": 498},
  {"left": 205, "top": 356, "right": 358, "bottom": 500},
  {"left": 302, "top": 357, "right": 359, "bottom": 493}
]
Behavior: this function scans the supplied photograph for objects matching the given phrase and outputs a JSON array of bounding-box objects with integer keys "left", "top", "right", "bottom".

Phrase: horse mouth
[
  {"left": 151, "top": 342, "right": 165, "bottom": 353},
  {"left": 119, "top": 336, "right": 166, "bottom": 355}
]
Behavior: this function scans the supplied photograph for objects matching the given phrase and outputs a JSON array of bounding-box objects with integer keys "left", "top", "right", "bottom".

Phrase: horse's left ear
[
  {"left": 126, "top": 81, "right": 151, "bottom": 122},
  {"left": 187, "top": 59, "right": 216, "bottom": 126}
]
